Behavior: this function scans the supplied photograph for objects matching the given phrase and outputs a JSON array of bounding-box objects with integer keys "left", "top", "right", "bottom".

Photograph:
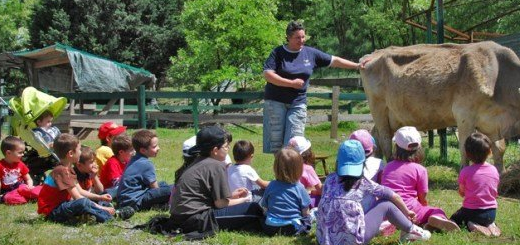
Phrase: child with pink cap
[
  {"left": 382, "top": 126, "right": 460, "bottom": 232},
  {"left": 288, "top": 136, "right": 322, "bottom": 208},
  {"left": 349, "top": 129, "right": 384, "bottom": 183}
]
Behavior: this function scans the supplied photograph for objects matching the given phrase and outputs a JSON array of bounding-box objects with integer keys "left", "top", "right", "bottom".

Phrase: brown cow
[{"left": 359, "top": 41, "right": 520, "bottom": 172}]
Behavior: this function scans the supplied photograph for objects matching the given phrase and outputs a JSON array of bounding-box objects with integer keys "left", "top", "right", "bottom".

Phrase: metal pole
[
  {"left": 138, "top": 85, "right": 146, "bottom": 129},
  {"left": 436, "top": 0, "right": 448, "bottom": 160}
]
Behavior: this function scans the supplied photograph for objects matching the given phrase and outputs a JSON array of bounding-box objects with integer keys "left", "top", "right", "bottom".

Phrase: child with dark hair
[
  {"left": 317, "top": 140, "right": 430, "bottom": 244},
  {"left": 227, "top": 140, "right": 269, "bottom": 202},
  {"left": 100, "top": 134, "right": 134, "bottom": 190},
  {"left": 32, "top": 110, "right": 61, "bottom": 147},
  {"left": 0, "top": 136, "right": 42, "bottom": 205},
  {"left": 117, "top": 130, "right": 171, "bottom": 211},
  {"left": 37, "top": 133, "right": 133, "bottom": 224},
  {"left": 261, "top": 147, "right": 312, "bottom": 236},
  {"left": 450, "top": 132, "right": 500, "bottom": 236},
  {"left": 382, "top": 126, "right": 459, "bottom": 232},
  {"left": 74, "top": 146, "right": 104, "bottom": 195},
  {"left": 288, "top": 136, "right": 322, "bottom": 208},
  {"left": 170, "top": 126, "right": 263, "bottom": 240}
]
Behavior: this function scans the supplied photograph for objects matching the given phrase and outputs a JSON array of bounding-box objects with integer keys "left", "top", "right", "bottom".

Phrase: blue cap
[{"left": 336, "top": 140, "right": 366, "bottom": 177}]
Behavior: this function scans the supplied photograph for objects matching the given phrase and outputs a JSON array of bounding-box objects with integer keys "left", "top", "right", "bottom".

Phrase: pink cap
[{"left": 349, "top": 129, "right": 375, "bottom": 156}]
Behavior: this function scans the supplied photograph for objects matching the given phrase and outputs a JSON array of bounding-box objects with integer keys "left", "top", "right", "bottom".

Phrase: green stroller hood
[{"left": 8, "top": 87, "right": 67, "bottom": 158}]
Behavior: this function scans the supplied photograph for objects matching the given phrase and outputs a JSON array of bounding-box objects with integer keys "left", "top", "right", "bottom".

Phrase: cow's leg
[
  {"left": 454, "top": 113, "right": 475, "bottom": 169},
  {"left": 370, "top": 107, "right": 394, "bottom": 162},
  {"left": 490, "top": 139, "right": 505, "bottom": 173}
]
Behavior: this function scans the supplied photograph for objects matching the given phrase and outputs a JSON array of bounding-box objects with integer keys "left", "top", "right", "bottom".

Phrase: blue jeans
[
  {"left": 138, "top": 182, "right": 172, "bottom": 211},
  {"left": 213, "top": 202, "right": 264, "bottom": 232},
  {"left": 48, "top": 198, "right": 113, "bottom": 223},
  {"left": 450, "top": 207, "right": 496, "bottom": 229},
  {"left": 263, "top": 100, "right": 307, "bottom": 153}
]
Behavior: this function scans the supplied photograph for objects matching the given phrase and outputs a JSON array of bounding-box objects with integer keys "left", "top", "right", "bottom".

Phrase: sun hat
[
  {"left": 288, "top": 136, "right": 311, "bottom": 154},
  {"left": 393, "top": 126, "right": 422, "bottom": 151},
  {"left": 188, "top": 125, "right": 229, "bottom": 155},
  {"left": 336, "top": 140, "right": 366, "bottom": 177},
  {"left": 349, "top": 129, "right": 376, "bottom": 156},
  {"left": 98, "top": 121, "right": 126, "bottom": 140},
  {"left": 182, "top": 136, "right": 197, "bottom": 157}
]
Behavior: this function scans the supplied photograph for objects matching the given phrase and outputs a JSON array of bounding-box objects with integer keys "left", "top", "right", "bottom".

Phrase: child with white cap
[
  {"left": 288, "top": 136, "right": 322, "bottom": 208},
  {"left": 316, "top": 139, "right": 431, "bottom": 244},
  {"left": 382, "top": 126, "right": 460, "bottom": 232}
]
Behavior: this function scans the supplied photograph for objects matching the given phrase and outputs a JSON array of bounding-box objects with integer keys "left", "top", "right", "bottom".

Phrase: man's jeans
[
  {"left": 263, "top": 100, "right": 307, "bottom": 153},
  {"left": 48, "top": 198, "right": 112, "bottom": 223}
]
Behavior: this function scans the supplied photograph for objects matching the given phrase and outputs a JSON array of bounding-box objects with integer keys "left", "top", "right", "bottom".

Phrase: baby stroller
[{"left": 8, "top": 87, "right": 67, "bottom": 185}]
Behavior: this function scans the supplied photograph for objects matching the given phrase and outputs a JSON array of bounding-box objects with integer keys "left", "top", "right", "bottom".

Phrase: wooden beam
[
  {"left": 472, "top": 31, "right": 505, "bottom": 38},
  {"left": 34, "top": 56, "right": 69, "bottom": 69},
  {"left": 431, "top": 20, "right": 470, "bottom": 39},
  {"left": 21, "top": 47, "right": 64, "bottom": 59},
  {"left": 405, "top": 20, "right": 455, "bottom": 41}
]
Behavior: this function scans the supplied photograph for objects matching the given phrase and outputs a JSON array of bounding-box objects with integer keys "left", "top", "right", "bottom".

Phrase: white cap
[
  {"left": 288, "top": 136, "right": 311, "bottom": 154},
  {"left": 393, "top": 126, "right": 422, "bottom": 151},
  {"left": 182, "top": 136, "right": 197, "bottom": 157}
]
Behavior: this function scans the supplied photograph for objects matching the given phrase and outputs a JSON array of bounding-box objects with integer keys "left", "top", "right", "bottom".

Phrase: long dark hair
[
  {"left": 174, "top": 155, "right": 197, "bottom": 185},
  {"left": 339, "top": 175, "right": 362, "bottom": 192}
]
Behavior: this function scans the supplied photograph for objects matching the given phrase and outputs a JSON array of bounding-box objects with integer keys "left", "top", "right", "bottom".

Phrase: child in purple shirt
[
  {"left": 382, "top": 126, "right": 460, "bottom": 232},
  {"left": 450, "top": 132, "right": 500, "bottom": 236}
]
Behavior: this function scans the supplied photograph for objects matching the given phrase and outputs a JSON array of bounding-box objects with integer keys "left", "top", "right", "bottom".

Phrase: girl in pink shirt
[
  {"left": 450, "top": 132, "right": 500, "bottom": 236},
  {"left": 382, "top": 126, "right": 460, "bottom": 232},
  {"left": 288, "top": 136, "right": 322, "bottom": 208}
]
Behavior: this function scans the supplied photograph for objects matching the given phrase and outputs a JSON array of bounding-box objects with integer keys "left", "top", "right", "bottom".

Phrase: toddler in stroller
[{"left": 8, "top": 87, "right": 67, "bottom": 185}]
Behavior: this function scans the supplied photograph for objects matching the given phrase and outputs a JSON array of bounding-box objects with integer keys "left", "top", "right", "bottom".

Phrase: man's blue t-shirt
[
  {"left": 261, "top": 180, "right": 311, "bottom": 220},
  {"left": 263, "top": 45, "right": 332, "bottom": 105},
  {"left": 117, "top": 153, "right": 156, "bottom": 208}
]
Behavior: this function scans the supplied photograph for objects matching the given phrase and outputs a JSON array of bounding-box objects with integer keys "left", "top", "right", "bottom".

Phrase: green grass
[{"left": 1, "top": 124, "right": 519, "bottom": 244}]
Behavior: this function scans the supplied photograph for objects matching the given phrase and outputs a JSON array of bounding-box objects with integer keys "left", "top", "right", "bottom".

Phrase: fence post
[
  {"left": 192, "top": 95, "right": 199, "bottom": 134},
  {"left": 439, "top": 128, "right": 448, "bottom": 161},
  {"left": 330, "top": 86, "right": 340, "bottom": 139},
  {"left": 138, "top": 85, "right": 146, "bottom": 129}
]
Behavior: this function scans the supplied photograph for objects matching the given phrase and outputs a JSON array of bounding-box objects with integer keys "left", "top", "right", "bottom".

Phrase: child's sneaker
[
  {"left": 427, "top": 215, "right": 460, "bottom": 232},
  {"left": 488, "top": 223, "right": 501, "bottom": 237},
  {"left": 400, "top": 224, "right": 431, "bottom": 242},
  {"left": 467, "top": 221, "right": 491, "bottom": 236},
  {"left": 309, "top": 207, "right": 318, "bottom": 222},
  {"left": 115, "top": 206, "right": 135, "bottom": 220},
  {"left": 379, "top": 220, "right": 396, "bottom": 236}
]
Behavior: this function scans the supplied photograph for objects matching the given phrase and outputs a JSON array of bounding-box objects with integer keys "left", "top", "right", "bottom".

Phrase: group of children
[{"left": 0, "top": 110, "right": 502, "bottom": 243}]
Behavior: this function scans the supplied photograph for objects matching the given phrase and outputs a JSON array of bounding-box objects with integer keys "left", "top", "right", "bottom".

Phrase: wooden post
[
  {"left": 428, "top": 130, "right": 434, "bottom": 148},
  {"left": 439, "top": 128, "right": 448, "bottom": 161},
  {"left": 192, "top": 96, "right": 199, "bottom": 134},
  {"left": 137, "top": 85, "right": 146, "bottom": 129},
  {"left": 330, "top": 86, "right": 340, "bottom": 139},
  {"left": 119, "top": 99, "right": 124, "bottom": 115}
]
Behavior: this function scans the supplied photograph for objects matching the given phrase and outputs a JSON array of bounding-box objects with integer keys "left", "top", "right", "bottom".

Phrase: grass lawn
[{"left": 0, "top": 123, "right": 519, "bottom": 244}]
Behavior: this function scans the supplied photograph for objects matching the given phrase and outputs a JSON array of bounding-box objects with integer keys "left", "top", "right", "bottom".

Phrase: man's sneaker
[
  {"left": 379, "top": 220, "right": 396, "bottom": 236},
  {"left": 72, "top": 214, "right": 97, "bottom": 224},
  {"left": 400, "top": 224, "right": 431, "bottom": 242},
  {"left": 115, "top": 206, "right": 135, "bottom": 220},
  {"left": 427, "top": 216, "right": 460, "bottom": 232},
  {"left": 468, "top": 221, "right": 491, "bottom": 236},
  {"left": 488, "top": 223, "right": 501, "bottom": 237}
]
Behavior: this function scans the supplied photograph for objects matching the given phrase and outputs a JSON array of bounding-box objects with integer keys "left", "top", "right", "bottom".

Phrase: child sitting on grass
[
  {"left": 349, "top": 129, "right": 384, "bottom": 182},
  {"left": 32, "top": 110, "right": 61, "bottom": 148},
  {"left": 288, "top": 136, "right": 322, "bottom": 208},
  {"left": 37, "top": 134, "right": 134, "bottom": 224},
  {"left": 450, "top": 132, "right": 501, "bottom": 237},
  {"left": 261, "top": 147, "right": 313, "bottom": 236},
  {"left": 100, "top": 134, "right": 134, "bottom": 197},
  {"left": 74, "top": 146, "right": 104, "bottom": 195},
  {"left": 382, "top": 126, "right": 460, "bottom": 232},
  {"left": 227, "top": 140, "right": 270, "bottom": 202},
  {"left": 0, "top": 136, "right": 42, "bottom": 205},
  {"left": 117, "top": 130, "right": 171, "bottom": 211},
  {"left": 95, "top": 121, "right": 126, "bottom": 176}
]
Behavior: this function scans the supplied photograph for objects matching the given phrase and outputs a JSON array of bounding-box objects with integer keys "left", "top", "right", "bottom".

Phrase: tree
[
  {"left": 167, "top": 0, "right": 284, "bottom": 98},
  {"left": 29, "top": 0, "right": 186, "bottom": 89}
]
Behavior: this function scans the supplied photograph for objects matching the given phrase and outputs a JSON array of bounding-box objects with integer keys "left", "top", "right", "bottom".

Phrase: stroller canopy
[{"left": 9, "top": 87, "right": 67, "bottom": 128}]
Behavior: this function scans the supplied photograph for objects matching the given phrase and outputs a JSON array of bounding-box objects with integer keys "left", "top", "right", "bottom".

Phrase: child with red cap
[{"left": 95, "top": 122, "right": 126, "bottom": 176}]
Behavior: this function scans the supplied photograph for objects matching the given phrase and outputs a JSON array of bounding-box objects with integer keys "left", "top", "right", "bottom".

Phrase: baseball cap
[
  {"left": 182, "top": 136, "right": 197, "bottom": 157},
  {"left": 336, "top": 140, "right": 366, "bottom": 177},
  {"left": 393, "top": 126, "right": 422, "bottom": 151},
  {"left": 98, "top": 122, "right": 126, "bottom": 140},
  {"left": 349, "top": 129, "right": 376, "bottom": 156},
  {"left": 188, "top": 125, "right": 231, "bottom": 155},
  {"left": 288, "top": 136, "right": 311, "bottom": 154}
]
